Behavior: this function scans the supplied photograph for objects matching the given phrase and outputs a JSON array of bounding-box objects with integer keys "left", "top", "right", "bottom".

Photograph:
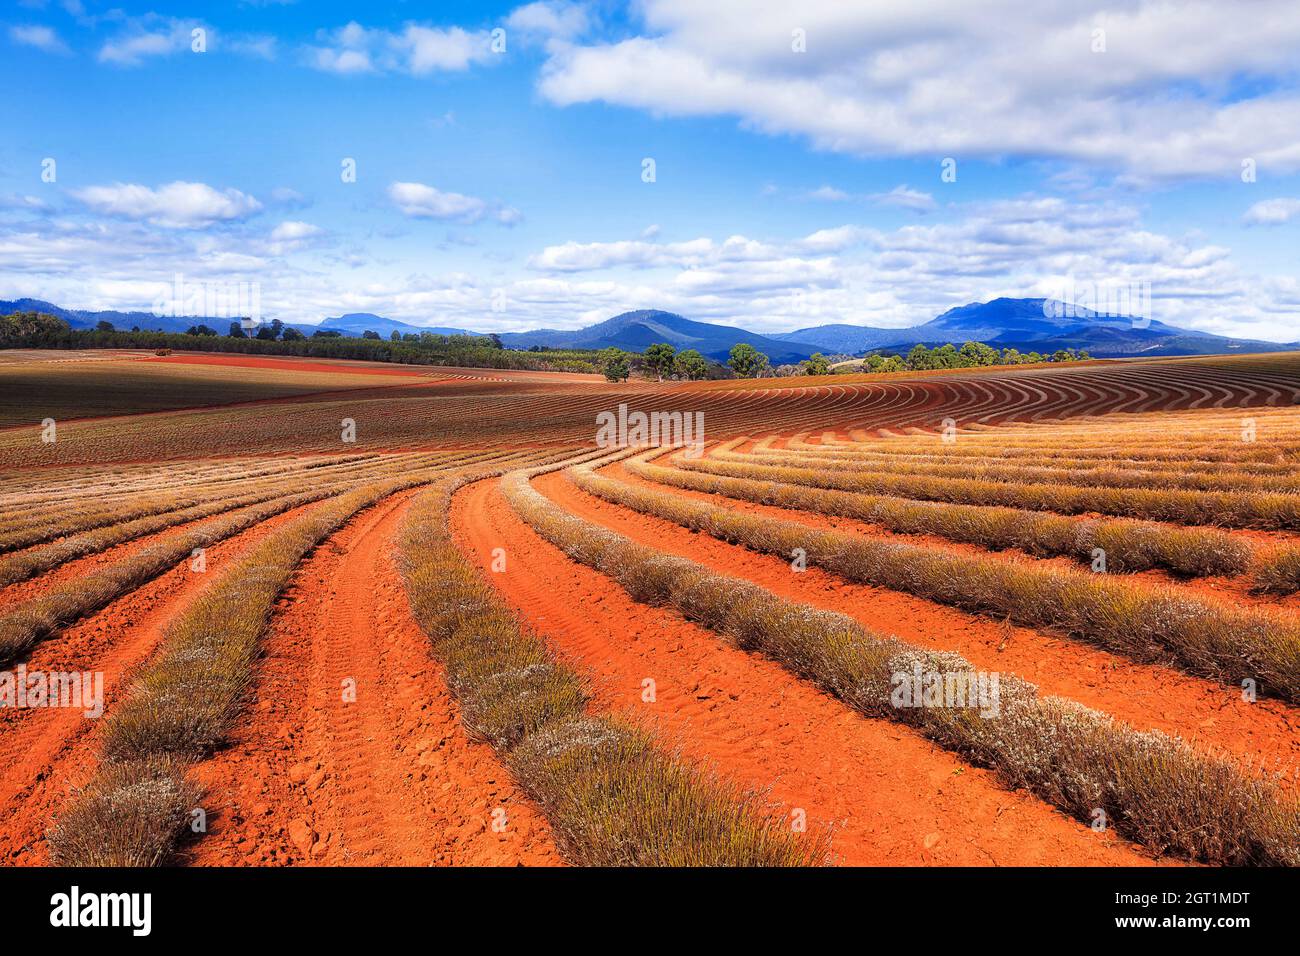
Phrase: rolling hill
[{"left": 497, "top": 310, "right": 821, "bottom": 363}]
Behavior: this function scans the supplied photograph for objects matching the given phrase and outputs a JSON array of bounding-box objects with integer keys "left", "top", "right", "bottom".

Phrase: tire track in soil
[
  {"left": 0, "top": 498, "right": 329, "bottom": 865},
  {"left": 452, "top": 476, "right": 1158, "bottom": 866},
  {"left": 186, "top": 490, "right": 560, "bottom": 867},
  {"left": 577, "top": 462, "right": 1300, "bottom": 779}
]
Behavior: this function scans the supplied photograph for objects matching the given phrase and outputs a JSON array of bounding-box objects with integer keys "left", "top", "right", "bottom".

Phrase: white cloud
[
  {"left": 869, "top": 185, "right": 936, "bottom": 212},
  {"left": 9, "top": 25, "right": 70, "bottom": 54},
  {"left": 98, "top": 20, "right": 196, "bottom": 66},
  {"left": 311, "top": 47, "right": 372, "bottom": 74},
  {"left": 269, "top": 221, "right": 321, "bottom": 242},
  {"left": 72, "top": 182, "right": 263, "bottom": 228},
  {"left": 307, "top": 21, "right": 495, "bottom": 75},
  {"left": 1243, "top": 198, "right": 1300, "bottom": 226},
  {"left": 506, "top": 2, "right": 591, "bottom": 41},
  {"left": 536, "top": 1, "right": 1300, "bottom": 179},
  {"left": 388, "top": 181, "right": 518, "bottom": 225},
  {"left": 529, "top": 237, "right": 716, "bottom": 271}
]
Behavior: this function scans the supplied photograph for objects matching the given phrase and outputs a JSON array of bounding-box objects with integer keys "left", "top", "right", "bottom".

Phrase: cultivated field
[{"left": 2, "top": 349, "right": 1298, "bottom": 866}]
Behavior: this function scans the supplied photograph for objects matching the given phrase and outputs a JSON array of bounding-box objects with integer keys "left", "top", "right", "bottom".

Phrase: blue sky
[{"left": 3, "top": 0, "right": 1299, "bottom": 340}]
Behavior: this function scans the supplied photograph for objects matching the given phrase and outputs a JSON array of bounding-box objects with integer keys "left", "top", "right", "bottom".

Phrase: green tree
[
  {"left": 673, "top": 348, "right": 709, "bottom": 380},
  {"left": 603, "top": 355, "right": 630, "bottom": 382},
  {"left": 932, "top": 343, "right": 961, "bottom": 368},
  {"left": 598, "top": 347, "right": 631, "bottom": 382},
  {"left": 960, "top": 340, "right": 1000, "bottom": 366},
  {"left": 362, "top": 330, "right": 380, "bottom": 340},
  {"left": 185, "top": 324, "right": 217, "bottom": 336},
  {"left": 283, "top": 327, "right": 306, "bottom": 341},
  {"left": 801, "top": 352, "right": 831, "bottom": 375},
  {"left": 1051, "top": 349, "right": 1072, "bottom": 362},
  {"left": 390, "top": 330, "right": 401, "bottom": 342},
  {"left": 879, "top": 355, "right": 907, "bottom": 372},
  {"left": 906, "top": 343, "right": 933, "bottom": 370},
  {"left": 95, "top": 320, "right": 116, "bottom": 333},
  {"left": 643, "top": 341, "right": 677, "bottom": 381},
  {"left": 228, "top": 321, "right": 247, "bottom": 338},
  {"left": 728, "top": 342, "right": 769, "bottom": 378}
]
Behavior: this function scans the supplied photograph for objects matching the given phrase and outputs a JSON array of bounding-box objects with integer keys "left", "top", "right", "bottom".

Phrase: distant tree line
[
  {"left": 726, "top": 339, "right": 1094, "bottom": 378},
  {"left": 0, "top": 312, "right": 606, "bottom": 374}
]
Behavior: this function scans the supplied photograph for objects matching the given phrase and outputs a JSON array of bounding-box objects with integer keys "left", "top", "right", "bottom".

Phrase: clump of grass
[
  {"left": 1253, "top": 543, "right": 1300, "bottom": 595},
  {"left": 397, "top": 468, "right": 820, "bottom": 866},
  {"left": 510, "top": 716, "right": 817, "bottom": 866},
  {"left": 574, "top": 462, "right": 1300, "bottom": 702},
  {"left": 48, "top": 755, "right": 201, "bottom": 867},
  {"left": 502, "top": 459, "right": 1300, "bottom": 865},
  {"left": 630, "top": 453, "right": 1251, "bottom": 577}
]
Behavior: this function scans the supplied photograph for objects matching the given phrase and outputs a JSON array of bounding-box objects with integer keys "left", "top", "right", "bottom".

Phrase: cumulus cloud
[
  {"left": 71, "top": 181, "right": 263, "bottom": 228},
  {"left": 307, "top": 21, "right": 496, "bottom": 75},
  {"left": 388, "top": 182, "right": 519, "bottom": 225},
  {"left": 505, "top": 2, "right": 591, "bottom": 41},
  {"left": 536, "top": 1, "right": 1300, "bottom": 179},
  {"left": 268, "top": 220, "right": 321, "bottom": 242},
  {"left": 1243, "top": 198, "right": 1300, "bottom": 226},
  {"left": 9, "top": 25, "right": 70, "bottom": 54}
]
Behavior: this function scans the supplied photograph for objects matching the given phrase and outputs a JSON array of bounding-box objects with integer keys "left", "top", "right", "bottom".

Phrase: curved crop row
[
  {"left": 0, "top": 453, "right": 481, "bottom": 665},
  {"left": 748, "top": 448, "right": 1300, "bottom": 495},
  {"left": 629, "top": 453, "right": 1250, "bottom": 577},
  {"left": 693, "top": 452, "right": 1300, "bottom": 530},
  {"left": 501, "top": 458, "right": 1300, "bottom": 865},
  {"left": 398, "top": 464, "right": 818, "bottom": 866},
  {"left": 572, "top": 461, "right": 1300, "bottom": 702},
  {"left": 47, "top": 459, "right": 491, "bottom": 866}
]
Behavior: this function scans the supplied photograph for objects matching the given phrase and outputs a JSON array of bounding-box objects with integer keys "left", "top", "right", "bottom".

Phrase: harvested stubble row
[
  {"left": 0, "top": 453, "right": 490, "bottom": 665},
  {"left": 628, "top": 453, "right": 1250, "bottom": 577},
  {"left": 47, "top": 461, "right": 476, "bottom": 866},
  {"left": 397, "top": 461, "right": 817, "bottom": 866},
  {"left": 749, "top": 449, "right": 1300, "bottom": 494},
  {"left": 504, "top": 456, "right": 1300, "bottom": 866},
  {"left": 0, "top": 450, "right": 512, "bottom": 587},
  {"left": 573, "top": 459, "right": 1300, "bottom": 703},
  {"left": 696, "top": 451, "right": 1300, "bottom": 531},
  {"left": 0, "top": 453, "right": 377, "bottom": 517},
  {"left": 0, "top": 451, "right": 438, "bottom": 547},
  {"left": 776, "top": 444, "right": 1300, "bottom": 477}
]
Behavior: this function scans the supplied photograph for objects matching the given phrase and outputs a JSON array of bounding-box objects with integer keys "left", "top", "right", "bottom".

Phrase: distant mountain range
[
  {"left": 495, "top": 310, "right": 817, "bottom": 365},
  {"left": 773, "top": 298, "right": 1299, "bottom": 358},
  {"left": 4, "top": 296, "right": 1295, "bottom": 361}
]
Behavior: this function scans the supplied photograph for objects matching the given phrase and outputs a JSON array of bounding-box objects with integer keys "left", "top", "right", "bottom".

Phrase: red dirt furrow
[
  {"left": 186, "top": 490, "right": 559, "bottom": 867},
  {"left": 0, "top": 497, "right": 331, "bottom": 865},
  {"left": 548, "top": 463, "right": 1300, "bottom": 780},
  {"left": 451, "top": 476, "right": 1155, "bottom": 866}
]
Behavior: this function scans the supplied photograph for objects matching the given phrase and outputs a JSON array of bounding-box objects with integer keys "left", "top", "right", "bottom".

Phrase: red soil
[
  {"left": 144, "top": 354, "right": 429, "bottom": 377},
  {"left": 186, "top": 490, "right": 559, "bottom": 866},
  {"left": 548, "top": 463, "right": 1300, "bottom": 781},
  {"left": 451, "top": 476, "right": 1158, "bottom": 866},
  {"left": 0, "top": 498, "right": 327, "bottom": 864}
]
